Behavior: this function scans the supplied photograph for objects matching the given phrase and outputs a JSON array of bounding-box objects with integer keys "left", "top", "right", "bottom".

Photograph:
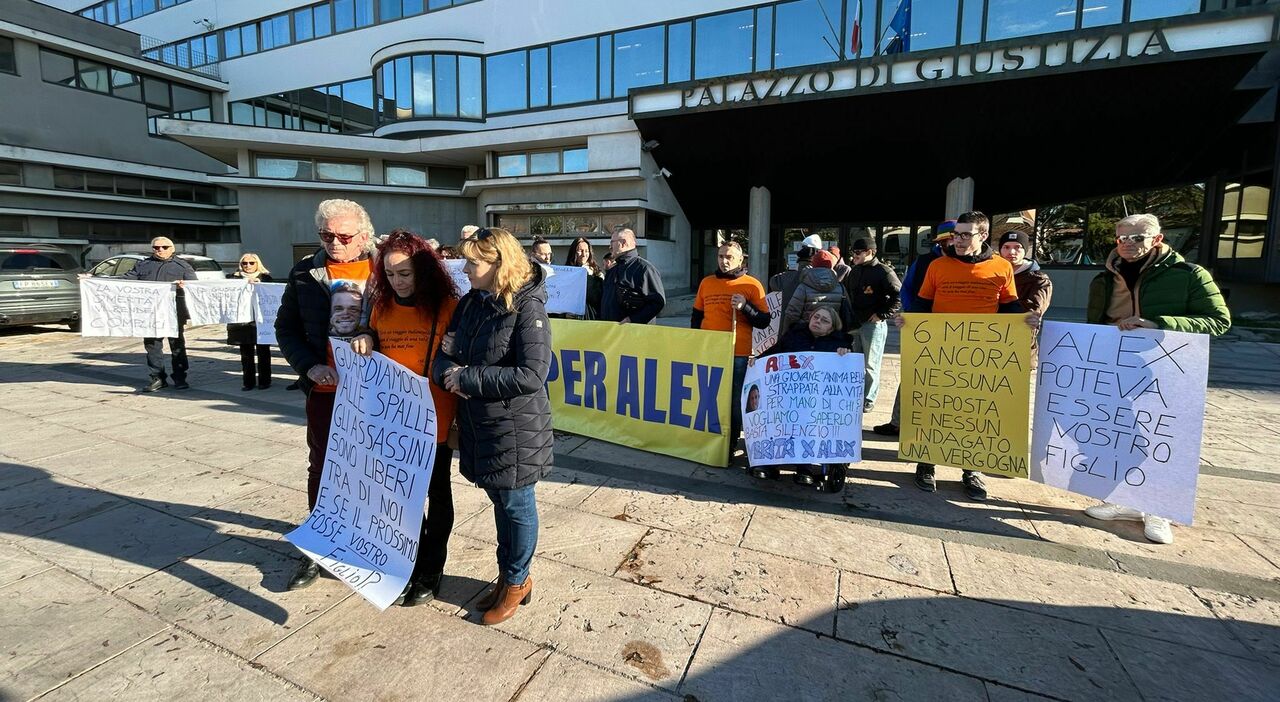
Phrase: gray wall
[
  {"left": 3, "top": 1, "right": 140, "bottom": 57},
  {"left": 236, "top": 185, "right": 476, "bottom": 273}
]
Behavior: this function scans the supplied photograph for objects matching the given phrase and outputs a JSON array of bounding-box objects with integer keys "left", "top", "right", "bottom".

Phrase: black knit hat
[{"left": 997, "top": 230, "right": 1030, "bottom": 250}]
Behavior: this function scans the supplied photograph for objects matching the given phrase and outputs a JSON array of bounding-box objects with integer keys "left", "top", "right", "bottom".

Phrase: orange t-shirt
[
  {"left": 694, "top": 273, "right": 768, "bottom": 356},
  {"left": 917, "top": 255, "right": 1017, "bottom": 314},
  {"left": 369, "top": 297, "right": 458, "bottom": 440},
  {"left": 314, "top": 258, "right": 372, "bottom": 392}
]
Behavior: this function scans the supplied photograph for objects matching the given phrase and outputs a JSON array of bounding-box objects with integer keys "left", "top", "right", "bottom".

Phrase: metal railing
[{"left": 139, "top": 34, "right": 221, "bottom": 81}]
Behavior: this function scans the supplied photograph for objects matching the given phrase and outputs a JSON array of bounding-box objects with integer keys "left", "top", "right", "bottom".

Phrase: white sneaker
[
  {"left": 1143, "top": 515, "right": 1174, "bottom": 545},
  {"left": 1084, "top": 503, "right": 1144, "bottom": 522}
]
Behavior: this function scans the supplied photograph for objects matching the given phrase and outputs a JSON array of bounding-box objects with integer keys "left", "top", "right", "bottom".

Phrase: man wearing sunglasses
[
  {"left": 122, "top": 236, "right": 197, "bottom": 392},
  {"left": 1080, "top": 213, "right": 1230, "bottom": 545},
  {"left": 275, "top": 198, "right": 375, "bottom": 590}
]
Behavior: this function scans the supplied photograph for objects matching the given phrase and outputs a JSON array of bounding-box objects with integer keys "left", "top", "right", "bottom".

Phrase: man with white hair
[
  {"left": 602, "top": 228, "right": 666, "bottom": 323},
  {"left": 1080, "top": 213, "right": 1230, "bottom": 544},
  {"left": 123, "top": 235, "right": 197, "bottom": 392},
  {"left": 276, "top": 198, "right": 375, "bottom": 590}
]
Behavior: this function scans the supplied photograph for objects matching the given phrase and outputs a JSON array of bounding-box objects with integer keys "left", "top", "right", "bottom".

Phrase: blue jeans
[
  {"left": 852, "top": 320, "right": 888, "bottom": 404},
  {"left": 484, "top": 485, "right": 539, "bottom": 586},
  {"left": 730, "top": 356, "right": 748, "bottom": 450}
]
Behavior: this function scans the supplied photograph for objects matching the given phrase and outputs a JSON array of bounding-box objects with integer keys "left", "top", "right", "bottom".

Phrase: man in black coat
[
  {"left": 842, "top": 237, "right": 902, "bottom": 412},
  {"left": 601, "top": 228, "right": 666, "bottom": 324},
  {"left": 123, "top": 236, "right": 197, "bottom": 392}
]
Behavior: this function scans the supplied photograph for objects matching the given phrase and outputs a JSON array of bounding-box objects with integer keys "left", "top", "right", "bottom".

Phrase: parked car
[
  {"left": 0, "top": 244, "right": 83, "bottom": 331},
  {"left": 87, "top": 253, "right": 226, "bottom": 281}
]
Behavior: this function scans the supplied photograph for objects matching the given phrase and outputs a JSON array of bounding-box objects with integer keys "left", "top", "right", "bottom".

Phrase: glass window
[
  {"left": 230, "top": 100, "right": 254, "bottom": 124},
  {"left": 0, "top": 216, "right": 28, "bottom": 237},
  {"left": 496, "top": 214, "right": 530, "bottom": 236},
  {"left": 241, "top": 24, "right": 259, "bottom": 54},
  {"left": 497, "top": 154, "right": 526, "bottom": 177},
  {"left": 529, "top": 47, "right": 548, "bottom": 108},
  {"left": 613, "top": 26, "right": 664, "bottom": 96},
  {"left": 1130, "top": 0, "right": 1199, "bottom": 21},
  {"left": 294, "top": 8, "right": 314, "bottom": 41},
  {"left": 41, "top": 51, "right": 76, "bottom": 86},
  {"left": 314, "top": 5, "right": 333, "bottom": 37},
  {"left": 564, "top": 215, "right": 600, "bottom": 235},
  {"left": 176, "top": 43, "right": 190, "bottom": 68},
  {"left": 404, "top": 0, "right": 424, "bottom": 15},
  {"left": 598, "top": 35, "right": 611, "bottom": 101},
  {"left": 355, "top": 0, "right": 375, "bottom": 27},
  {"left": 224, "top": 27, "right": 242, "bottom": 58},
  {"left": 395, "top": 56, "right": 412, "bottom": 119},
  {"left": 563, "top": 147, "right": 588, "bottom": 173},
  {"left": 602, "top": 212, "right": 634, "bottom": 234},
  {"left": 773, "top": 0, "right": 843, "bottom": 69},
  {"left": 380, "top": 0, "right": 402, "bottom": 21},
  {"left": 203, "top": 35, "right": 219, "bottom": 63},
  {"left": 459, "top": 55, "right": 481, "bottom": 118},
  {"left": 668, "top": 22, "right": 691, "bottom": 82},
  {"left": 256, "top": 156, "right": 313, "bottom": 180},
  {"left": 429, "top": 0, "right": 451, "bottom": 8},
  {"left": 1081, "top": 3, "right": 1123, "bottom": 28},
  {"left": 110, "top": 69, "right": 142, "bottom": 101},
  {"left": 530, "top": 151, "right": 559, "bottom": 175},
  {"left": 116, "top": 176, "right": 143, "bottom": 196},
  {"left": 487, "top": 51, "right": 527, "bottom": 114},
  {"left": 172, "top": 85, "right": 210, "bottom": 112},
  {"left": 386, "top": 163, "right": 427, "bottom": 186},
  {"left": 317, "top": 160, "right": 366, "bottom": 182},
  {"left": 985, "top": 0, "right": 1075, "bottom": 41},
  {"left": 143, "top": 77, "right": 170, "bottom": 109},
  {"left": 0, "top": 37, "right": 15, "bottom": 74},
  {"left": 53, "top": 168, "right": 84, "bottom": 190},
  {"left": 144, "top": 179, "right": 169, "bottom": 198},
  {"left": 435, "top": 54, "right": 458, "bottom": 117},
  {"left": 531, "top": 216, "right": 563, "bottom": 237},
  {"left": 335, "top": 0, "right": 355, "bottom": 32},
  {"left": 428, "top": 166, "right": 466, "bottom": 189},
  {"left": 85, "top": 171, "right": 114, "bottom": 194},
  {"left": 549, "top": 38, "right": 597, "bottom": 106},
  {"left": 412, "top": 55, "right": 434, "bottom": 116},
  {"left": 169, "top": 181, "right": 194, "bottom": 200},
  {"left": 194, "top": 186, "right": 217, "bottom": 204},
  {"left": 959, "top": 0, "right": 983, "bottom": 44},
  {"left": 695, "top": 10, "right": 754, "bottom": 79},
  {"left": 756, "top": 6, "right": 773, "bottom": 71},
  {"left": 0, "top": 161, "right": 21, "bottom": 186}
]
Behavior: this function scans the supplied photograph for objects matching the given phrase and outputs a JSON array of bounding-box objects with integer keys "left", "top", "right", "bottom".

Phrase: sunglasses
[
  {"left": 1116, "top": 234, "right": 1151, "bottom": 244},
  {"left": 467, "top": 228, "right": 495, "bottom": 242},
  {"left": 152, "top": 245, "right": 173, "bottom": 250},
  {"left": 318, "top": 230, "right": 358, "bottom": 244},
  {"left": 240, "top": 261, "right": 256, "bottom": 266}
]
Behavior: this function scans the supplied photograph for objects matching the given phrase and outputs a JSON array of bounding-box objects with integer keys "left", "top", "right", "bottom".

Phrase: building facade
[{"left": 10, "top": 0, "right": 1280, "bottom": 313}]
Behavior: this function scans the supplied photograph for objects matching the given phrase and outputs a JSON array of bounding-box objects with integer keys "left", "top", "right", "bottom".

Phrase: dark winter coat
[
  {"left": 899, "top": 245, "right": 942, "bottom": 313},
  {"left": 768, "top": 260, "right": 812, "bottom": 320},
  {"left": 1012, "top": 260, "right": 1053, "bottom": 315},
  {"left": 122, "top": 254, "right": 197, "bottom": 323},
  {"left": 226, "top": 271, "right": 274, "bottom": 346},
  {"left": 782, "top": 267, "right": 853, "bottom": 332},
  {"left": 432, "top": 265, "right": 553, "bottom": 490},
  {"left": 601, "top": 250, "right": 666, "bottom": 323},
  {"left": 843, "top": 257, "right": 902, "bottom": 324},
  {"left": 275, "top": 250, "right": 371, "bottom": 390},
  {"left": 761, "top": 322, "right": 854, "bottom": 357}
]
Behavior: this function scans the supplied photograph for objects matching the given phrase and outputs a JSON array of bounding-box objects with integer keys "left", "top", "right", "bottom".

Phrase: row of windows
[
  {"left": 495, "top": 148, "right": 589, "bottom": 178},
  {"left": 375, "top": 53, "right": 482, "bottom": 122},
  {"left": 0, "top": 215, "right": 24, "bottom": 236},
  {"left": 78, "top": 0, "right": 195, "bottom": 27},
  {"left": 146, "top": 0, "right": 479, "bottom": 69},
  {"left": 38, "top": 50, "right": 213, "bottom": 123},
  {"left": 252, "top": 154, "right": 466, "bottom": 189},
  {"left": 229, "top": 78, "right": 376, "bottom": 134},
  {"left": 51, "top": 166, "right": 228, "bottom": 204},
  {"left": 0, "top": 161, "right": 20, "bottom": 186},
  {"left": 59, "top": 218, "right": 234, "bottom": 243}
]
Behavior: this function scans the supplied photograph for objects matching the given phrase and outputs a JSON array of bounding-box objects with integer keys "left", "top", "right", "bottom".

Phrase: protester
[
  {"left": 997, "top": 230, "right": 1053, "bottom": 317},
  {"left": 894, "top": 211, "right": 1037, "bottom": 501},
  {"left": 769, "top": 233, "right": 821, "bottom": 316},
  {"left": 601, "top": 228, "right": 666, "bottom": 324},
  {"left": 530, "top": 237, "right": 553, "bottom": 265},
  {"left": 829, "top": 245, "right": 851, "bottom": 283},
  {"left": 752, "top": 306, "right": 854, "bottom": 490},
  {"left": 433, "top": 227, "right": 552, "bottom": 625},
  {"left": 350, "top": 229, "right": 459, "bottom": 605},
  {"left": 275, "top": 198, "right": 374, "bottom": 590},
  {"left": 226, "top": 253, "right": 274, "bottom": 391},
  {"left": 782, "top": 249, "right": 853, "bottom": 332},
  {"left": 1078, "top": 213, "right": 1230, "bottom": 545},
  {"left": 439, "top": 246, "right": 459, "bottom": 260},
  {"left": 692, "top": 242, "right": 770, "bottom": 463},
  {"left": 873, "top": 220, "right": 954, "bottom": 436},
  {"left": 123, "top": 236, "right": 197, "bottom": 392},
  {"left": 425, "top": 238, "right": 440, "bottom": 251},
  {"left": 603, "top": 252, "right": 615, "bottom": 270},
  {"left": 842, "top": 237, "right": 901, "bottom": 412},
  {"left": 564, "top": 237, "right": 604, "bottom": 319}
]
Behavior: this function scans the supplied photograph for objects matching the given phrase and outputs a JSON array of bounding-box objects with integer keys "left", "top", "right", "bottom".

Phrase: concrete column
[
  {"left": 945, "top": 177, "right": 975, "bottom": 219},
  {"left": 748, "top": 185, "right": 771, "bottom": 282}
]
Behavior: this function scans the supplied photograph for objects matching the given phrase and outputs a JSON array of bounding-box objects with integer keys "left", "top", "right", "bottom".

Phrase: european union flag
[{"left": 882, "top": 0, "right": 911, "bottom": 55}]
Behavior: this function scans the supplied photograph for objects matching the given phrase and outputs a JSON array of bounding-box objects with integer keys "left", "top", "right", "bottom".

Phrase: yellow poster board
[
  {"left": 547, "top": 320, "right": 734, "bottom": 466},
  {"left": 898, "top": 314, "right": 1033, "bottom": 478}
]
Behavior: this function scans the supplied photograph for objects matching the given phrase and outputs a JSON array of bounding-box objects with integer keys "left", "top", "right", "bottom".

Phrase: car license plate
[{"left": 13, "top": 280, "right": 59, "bottom": 289}]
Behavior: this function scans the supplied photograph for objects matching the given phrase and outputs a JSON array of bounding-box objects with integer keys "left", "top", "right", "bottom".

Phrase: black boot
[
  {"left": 914, "top": 464, "right": 937, "bottom": 493},
  {"left": 287, "top": 559, "right": 320, "bottom": 590},
  {"left": 403, "top": 573, "right": 442, "bottom": 607},
  {"left": 962, "top": 470, "right": 988, "bottom": 501}
]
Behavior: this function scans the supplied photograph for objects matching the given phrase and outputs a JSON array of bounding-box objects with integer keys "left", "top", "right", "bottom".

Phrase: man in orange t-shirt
[{"left": 692, "top": 242, "right": 769, "bottom": 464}]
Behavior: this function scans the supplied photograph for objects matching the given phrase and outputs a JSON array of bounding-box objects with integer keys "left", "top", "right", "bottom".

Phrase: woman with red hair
[{"left": 350, "top": 228, "right": 459, "bottom": 606}]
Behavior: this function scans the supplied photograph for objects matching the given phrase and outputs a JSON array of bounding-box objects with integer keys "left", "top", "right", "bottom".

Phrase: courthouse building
[{"left": 4, "top": 0, "right": 1280, "bottom": 312}]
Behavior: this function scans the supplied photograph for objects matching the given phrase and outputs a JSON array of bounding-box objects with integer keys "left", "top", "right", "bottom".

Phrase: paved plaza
[{"left": 2, "top": 322, "right": 1279, "bottom": 701}]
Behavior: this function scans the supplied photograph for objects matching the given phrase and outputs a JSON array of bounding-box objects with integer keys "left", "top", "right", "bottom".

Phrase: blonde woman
[
  {"left": 226, "top": 253, "right": 274, "bottom": 390},
  {"left": 432, "top": 227, "right": 552, "bottom": 626}
]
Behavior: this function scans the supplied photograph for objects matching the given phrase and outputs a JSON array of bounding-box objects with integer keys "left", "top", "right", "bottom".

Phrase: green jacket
[{"left": 1087, "top": 245, "right": 1231, "bottom": 336}]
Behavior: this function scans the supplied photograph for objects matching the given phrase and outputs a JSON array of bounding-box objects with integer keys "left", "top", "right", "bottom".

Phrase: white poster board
[
  {"left": 1031, "top": 321, "right": 1209, "bottom": 524},
  {"left": 751, "top": 291, "right": 783, "bottom": 355},
  {"left": 445, "top": 259, "right": 588, "bottom": 315},
  {"left": 286, "top": 342, "right": 439, "bottom": 610},
  {"left": 742, "top": 351, "right": 865, "bottom": 467},
  {"left": 183, "top": 279, "right": 254, "bottom": 325},
  {"left": 253, "top": 283, "right": 286, "bottom": 345},
  {"left": 79, "top": 278, "right": 179, "bottom": 338}
]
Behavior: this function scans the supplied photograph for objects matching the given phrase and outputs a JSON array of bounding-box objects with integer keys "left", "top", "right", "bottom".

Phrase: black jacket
[
  {"left": 761, "top": 322, "right": 854, "bottom": 357},
  {"left": 275, "top": 250, "right": 370, "bottom": 390},
  {"left": 601, "top": 250, "right": 666, "bottom": 323},
  {"left": 843, "top": 257, "right": 902, "bottom": 324},
  {"left": 226, "top": 272, "right": 274, "bottom": 346},
  {"left": 123, "top": 254, "right": 197, "bottom": 322},
  {"left": 768, "top": 260, "right": 812, "bottom": 320},
  {"left": 432, "top": 265, "right": 553, "bottom": 490}
]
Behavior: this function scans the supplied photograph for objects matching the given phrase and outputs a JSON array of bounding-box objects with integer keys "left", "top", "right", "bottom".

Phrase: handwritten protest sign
[
  {"left": 445, "top": 260, "right": 587, "bottom": 315},
  {"left": 752, "top": 291, "right": 783, "bottom": 356},
  {"left": 1031, "top": 321, "right": 1208, "bottom": 524},
  {"left": 80, "top": 278, "right": 179, "bottom": 338},
  {"left": 184, "top": 279, "right": 254, "bottom": 325},
  {"left": 253, "top": 283, "right": 286, "bottom": 345},
  {"left": 742, "top": 351, "right": 864, "bottom": 467},
  {"left": 286, "top": 342, "right": 438, "bottom": 609},
  {"left": 899, "top": 314, "right": 1033, "bottom": 477}
]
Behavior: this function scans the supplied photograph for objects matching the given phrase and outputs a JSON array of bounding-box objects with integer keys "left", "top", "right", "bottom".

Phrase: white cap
[{"left": 801, "top": 234, "right": 823, "bottom": 249}]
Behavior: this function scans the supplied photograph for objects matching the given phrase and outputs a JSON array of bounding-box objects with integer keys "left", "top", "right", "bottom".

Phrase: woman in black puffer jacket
[{"left": 432, "top": 227, "right": 552, "bottom": 627}]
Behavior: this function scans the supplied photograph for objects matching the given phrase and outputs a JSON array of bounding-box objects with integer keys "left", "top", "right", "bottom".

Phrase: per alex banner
[{"left": 547, "top": 320, "right": 734, "bottom": 466}]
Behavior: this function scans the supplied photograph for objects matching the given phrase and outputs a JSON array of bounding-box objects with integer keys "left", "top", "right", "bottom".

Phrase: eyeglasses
[
  {"left": 318, "top": 230, "right": 358, "bottom": 244},
  {"left": 952, "top": 232, "right": 976, "bottom": 240},
  {"left": 1116, "top": 234, "right": 1151, "bottom": 244},
  {"left": 152, "top": 245, "right": 172, "bottom": 250}
]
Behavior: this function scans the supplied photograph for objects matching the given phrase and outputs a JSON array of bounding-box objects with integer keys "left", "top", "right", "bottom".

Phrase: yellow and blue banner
[{"left": 547, "top": 320, "right": 734, "bottom": 466}]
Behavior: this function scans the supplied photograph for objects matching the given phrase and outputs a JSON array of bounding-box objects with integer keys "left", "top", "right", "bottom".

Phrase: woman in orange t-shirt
[{"left": 350, "top": 229, "right": 459, "bottom": 607}]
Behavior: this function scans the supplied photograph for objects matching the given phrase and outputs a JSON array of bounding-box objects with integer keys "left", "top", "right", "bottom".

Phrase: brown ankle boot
[
  {"left": 482, "top": 577, "right": 533, "bottom": 626},
  {"left": 475, "top": 582, "right": 505, "bottom": 611}
]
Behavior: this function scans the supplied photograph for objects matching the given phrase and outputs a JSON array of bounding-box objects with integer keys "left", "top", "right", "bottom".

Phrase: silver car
[
  {"left": 0, "top": 244, "right": 83, "bottom": 331},
  {"left": 88, "top": 253, "right": 227, "bottom": 281}
]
